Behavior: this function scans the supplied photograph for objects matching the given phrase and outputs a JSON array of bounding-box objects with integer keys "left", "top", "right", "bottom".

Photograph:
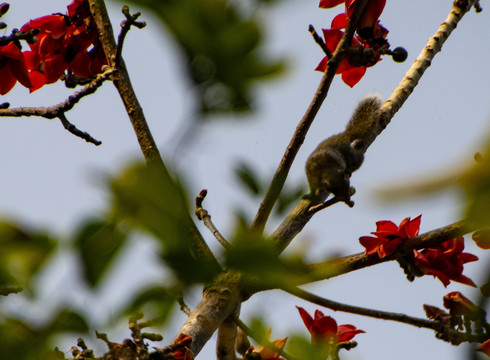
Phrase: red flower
[
  {"left": 477, "top": 339, "right": 490, "bottom": 357},
  {"left": 319, "top": 0, "right": 386, "bottom": 34},
  {"left": 315, "top": 14, "right": 367, "bottom": 87},
  {"left": 443, "top": 291, "right": 484, "bottom": 320},
  {"left": 413, "top": 237, "right": 478, "bottom": 287},
  {"left": 20, "top": 0, "right": 106, "bottom": 91},
  {"left": 0, "top": 42, "right": 32, "bottom": 95},
  {"left": 359, "top": 215, "right": 421, "bottom": 258},
  {"left": 297, "top": 307, "right": 364, "bottom": 344}
]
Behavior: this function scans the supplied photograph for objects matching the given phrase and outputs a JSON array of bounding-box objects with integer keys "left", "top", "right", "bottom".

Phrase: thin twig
[
  {"left": 285, "top": 286, "right": 488, "bottom": 344},
  {"left": 250, "top": 0, "right": 371, "bottom": 235},
  {"left": 308, "top": 24, "right": 332, "bottom": 58},
  {"left": 116, "top": 6, "right": 146, "bottom": 67},
  {"left": 58, "top": 113, "right": 101, "bottom": 145},
  {"left": 195, "top": 189, "right": 231, "bottom": 249},
  {"left": 0, "top": 28, "right": 39, "bottom": 46},
  {"left": 306, "top": 195, "right": 345, "bottom": 216},
  {"left": 0, "top": 67, "right": 115, "bottom": 145},
  {"left": 177, "top": 294, "right": 192, "bottom": 316}
]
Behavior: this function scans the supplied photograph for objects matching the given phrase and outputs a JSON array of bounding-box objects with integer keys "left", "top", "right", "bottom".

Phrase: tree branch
[
  {"left": 0, "top": 67, "right": 115, "bottom": 144},
  {"left": 171, "top": 271, "right": 244, "bottom": 356},
  {"left": 286, "top": 286, "right": 488, "bottom": 345},
  {"left": 376, "top": 0, "right": 478, "bottom": 139},
  {"left": 250, "top": 0, "right": 371, "bottom": 235},
  {"left": 306, "top": 220, "right": 473, "bottom": 283},
  {"left": 216, "top": 307, "right": 240, "bottom": 360},
  {"left": 268, "top": 0, "right": 479, "bottom": 254},
  {"left": 88, "top": 0, "right": 219, "bottom": 268},
  {"left": 0, "top": 67, "right": 115, "bottom": 119},
  {"left": 88, "top": 0, "right": 162, "bottom": 167}
]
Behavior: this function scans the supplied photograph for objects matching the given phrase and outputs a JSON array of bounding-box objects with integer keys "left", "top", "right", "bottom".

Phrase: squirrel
[{"left": 305, "top": 95, "right": 383, "bottom": 206}]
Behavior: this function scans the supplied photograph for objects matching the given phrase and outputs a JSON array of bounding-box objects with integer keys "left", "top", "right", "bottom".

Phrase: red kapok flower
[
  {"left": 443, "top": 291, "right": 484, "bottom": 320},
  {"left": 297, "top": 307, "right": 365, "bottom": 344},
  {"left": 20, "top": 0, "right": 106, "bottom": 92},
  {"left": 319, "top": 0, "right": 386, "bottom": 37},
  {"left": 315, "top": 14, "right": 367, "bottom": 87},
  {"left": 359, "top": 215, "right": 421, "bottom": 258},
  {"left": 477, "top": 339, "right": 490, "bottom": 357},
  {"left": 413, "top": 237, "right": 478, "bottom": 287},
  {"left": 0, "top": 42, "right": 32, "bottom": 95}
]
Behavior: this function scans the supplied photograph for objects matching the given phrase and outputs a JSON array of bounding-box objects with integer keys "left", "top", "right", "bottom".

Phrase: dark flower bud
[
  {"left": 0, "top": 3, "right": 9, "bottom": 17},
  {"left": 392, "top": 47, "right": 408, "bottom": 62}
]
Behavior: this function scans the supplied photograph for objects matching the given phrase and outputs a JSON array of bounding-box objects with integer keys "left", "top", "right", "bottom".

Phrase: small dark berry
[{"left": 392, "top": 47, "right": 408, "bottom": 63}]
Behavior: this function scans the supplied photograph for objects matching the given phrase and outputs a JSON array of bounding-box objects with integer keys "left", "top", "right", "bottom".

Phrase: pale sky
[{"left": 1, "top": 1, "right": 490, "bottom": 359}]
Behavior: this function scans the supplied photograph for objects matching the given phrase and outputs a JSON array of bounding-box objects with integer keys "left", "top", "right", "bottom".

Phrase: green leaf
[
  {"left": 111, "top": 162, "right": 217, "bottom": 284},
  {"left": 123, "top": 285, "right": 177, "bottom": 325},
  {"left": 275, "top": 183, "right": 308, "bottom": 216},
  {"left": 47, "top": 310, "right": 90, "bottom": 334},
  {"left": 460, "top": 147, "right": 490, "bottom": 229},
  {"left": 235, "top": 161, "right": 263, "bottom": 196},
  {"left": 225, "top": 230, "right": 311, "bottom": 288},
  {"left": 74, "top": 219, "right": 127, "bottom": 287},
  {"left": 0, "top": 309, "right": 88, "bottom": 360},
  {"left": 0, "top": 220, "right": 56, "bottom": 293},
  {"left": 287, "top": 335, "right": 330, "bottom": 360},
  {"left": 120, "top": 0, "right": 285, "bottom": 114}
]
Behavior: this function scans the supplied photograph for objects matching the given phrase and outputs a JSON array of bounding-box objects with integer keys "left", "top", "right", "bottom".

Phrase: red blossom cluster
[
  {"left": 414, "top": 237, "right": 478, "bottom": 287},
  {"left": 316, "top": 0, "right": 390, "bottom": 87},
  {"left": 359, "top": 215, "right": 479, "bottom": 287},
  {"left": 0, "top": 0, "right": 106, "bottom": 95},
  {"left": 297, "top": 306, "right": 364, "bottom": 346}
]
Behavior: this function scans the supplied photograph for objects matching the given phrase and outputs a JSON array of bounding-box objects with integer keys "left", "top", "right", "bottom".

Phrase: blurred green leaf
[
  {"left": 120, "top": 0, "right": 285, "bottom": 114},
  {"left": 0, "top": 221, "right": 56, "bottom": 293},
  {"left": 123, "top": 285, "right": 177, "bottom": 325},
  {"left": 38, "top": 348, "right": 66, "bottom": 360},
  {"left": 275, "top": 183, "right": 307, "bottom": 216},
  {"left": 235, "top": 161, "right": 263, "bottom": 196},
  {"left": 0, "top": 309, "right": 88, "bottom": 360},
  {"left": 74, "top": 219, "right": 127, "bottom": 287},
  {"left": 287, "top": 335, "right": 330, "bottom": 360},
  {"left": 225, "top": 230, "right": 311, "bottom": 288},
  {"left": 111, "top": 162, "right": 217, "bottom": 284},
  {"left": 461, "top": 151, "right": 490, "bottom": 229}
]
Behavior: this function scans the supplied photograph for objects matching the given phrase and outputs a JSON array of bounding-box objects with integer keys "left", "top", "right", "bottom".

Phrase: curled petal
[
  {"left": 319, "top": 0, "right": 345, "bottom": 8},
  {"left": 28, "top": 70, "right": 45, "bottom": 92},
  {"left": 337, "top": 324, "right": 365, "bottom": 343},
  {"left": 331, "top": 13, "right": 348, "bottom": 29},
  {"left": 477, "top": 339, "right": 490, "bottom": 356},
  {"left": 315, "top": 56, "right": 329, "bottom": 72},
  {"left": 0, "top": 65, "right": 17, "bottom": 95},
  {"left": 341, "top": 66, "right": 366, "bottom": 87}
]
